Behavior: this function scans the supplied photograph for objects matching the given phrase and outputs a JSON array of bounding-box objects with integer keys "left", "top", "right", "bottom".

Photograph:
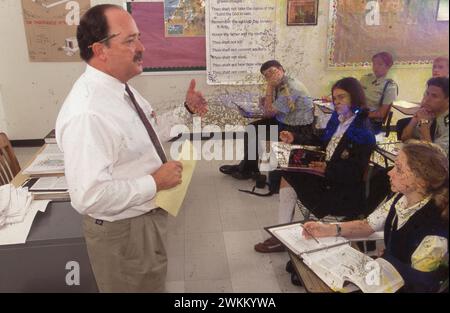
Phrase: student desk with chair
[{"left": 0, "top": 148, "right": 98, "bottom": 293}]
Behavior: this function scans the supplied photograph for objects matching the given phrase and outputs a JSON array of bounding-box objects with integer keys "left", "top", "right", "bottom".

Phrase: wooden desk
[
  {"left": 392, "top": 101, "right": 420, "bottom": 116},
  {"left": 288, "top": 251, "right": 333, "bottom": 293}
]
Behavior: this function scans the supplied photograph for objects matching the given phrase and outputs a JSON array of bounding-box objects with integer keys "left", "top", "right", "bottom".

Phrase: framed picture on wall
[
  {"left": 287, "top": 0, "right": 319, "bottom": 26},
  {"left": 437, "top": 0, "right": 449, "bottom": 21}
]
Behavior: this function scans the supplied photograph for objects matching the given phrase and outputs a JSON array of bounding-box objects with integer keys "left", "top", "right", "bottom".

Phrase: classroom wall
[{"left": 0, "top": 0, "right": 440, "bottom": 140}]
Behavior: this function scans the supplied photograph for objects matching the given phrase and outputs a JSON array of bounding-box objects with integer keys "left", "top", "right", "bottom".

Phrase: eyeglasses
[{"left": 88, "top": 32, "right": 121, "bottom": 49}]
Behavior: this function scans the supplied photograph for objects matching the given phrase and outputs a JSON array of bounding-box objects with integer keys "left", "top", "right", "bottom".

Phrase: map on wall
[
  {"left": 128, "top": 0, "right": 206, "bottom": 72},
  {"left": 21, "top": 0, "right": 90, "bottom": 62},
  {"left": 164, "top": 0, "right": 206, "bottom": 37},
  {"left": 327, "top": 0, "right": 449, "bottom": 67}
]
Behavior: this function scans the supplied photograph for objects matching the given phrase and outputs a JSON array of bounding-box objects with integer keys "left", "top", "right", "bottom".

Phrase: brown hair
[
  {"left": 402, "top": 140, "right": 449, "bottom": 220},
  {"left": 372, "top": 51, "right": 394, "bottom": 68},
  {"left": 77, "top": 4, "right": 123, "bottom": 62},
  {"left": 434, "top": 56, "right": 449, "bottom": 67},
  {"left": 260, "top": 60, "right": 284, "bottom": 74},
  {"left": 331, "top": 77, "right": 367, "bottom": 112}
]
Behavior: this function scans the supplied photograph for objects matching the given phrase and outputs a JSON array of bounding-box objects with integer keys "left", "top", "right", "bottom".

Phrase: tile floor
[{"left": 14, "top": 139, "right": 305, "bottom": 293}]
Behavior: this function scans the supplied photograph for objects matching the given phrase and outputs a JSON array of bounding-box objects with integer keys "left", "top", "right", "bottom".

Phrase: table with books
[{"left": 0, "top": 143, "right": 97, "bottom": 292}]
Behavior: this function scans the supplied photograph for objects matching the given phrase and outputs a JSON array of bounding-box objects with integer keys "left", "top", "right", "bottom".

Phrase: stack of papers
[
  {"left": 25, "top": 176, "right": 70, "bottom": 201},
  {"left": 156, "top": 141, "right": 197, "bottom": 217},
  {"left": 0, "top": 184, "right": 50, "bottom": 245}
]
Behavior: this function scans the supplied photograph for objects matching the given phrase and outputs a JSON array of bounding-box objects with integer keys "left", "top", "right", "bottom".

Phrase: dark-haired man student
[
  {"left": 400, "top": 77, "right": 449, "bottom": 154},
  {"left": 220, "top": 60, "right": 315, "bottom": 179}
]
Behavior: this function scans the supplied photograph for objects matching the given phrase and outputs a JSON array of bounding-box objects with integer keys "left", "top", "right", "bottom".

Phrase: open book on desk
[
  {"left": 266, "top": 222, "right": 404, "bottom": 293},
  {"left": 232, "top": 101, "right": 265, "bottom": 118},
  {"left": 270, "top": 142, "right": 325, "bottom": 176},
  {"left": 22, "top": 144, "right": 64, "bottom": 177}
]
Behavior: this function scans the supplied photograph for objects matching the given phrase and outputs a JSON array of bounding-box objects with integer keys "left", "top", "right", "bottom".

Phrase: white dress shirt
[{"left": 56, "top": 65, "right": 186, "bottom": 222}]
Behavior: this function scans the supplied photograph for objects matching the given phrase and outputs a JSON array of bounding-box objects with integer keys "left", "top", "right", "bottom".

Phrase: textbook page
[
  {"left": 345, "top": 257, "right": 404, "bottom": 293},
  {"left": 302, "top": 245, "right": 404, "bottom": 293},
  {"left": 270, "top": 223, "right": 348, "bottom": 255},
  {"left": 156, "top": 141, "right": 197, "bottom": 217}
]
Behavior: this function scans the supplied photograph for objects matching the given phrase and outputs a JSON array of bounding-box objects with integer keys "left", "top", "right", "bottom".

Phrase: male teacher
[{"left": 56, "top": 4, "right": 207, "bottom": 292}]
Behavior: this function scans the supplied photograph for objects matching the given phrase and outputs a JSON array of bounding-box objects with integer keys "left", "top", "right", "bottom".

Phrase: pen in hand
[{"left": 302, "top": 225, "right": 320, "bottom": 244}]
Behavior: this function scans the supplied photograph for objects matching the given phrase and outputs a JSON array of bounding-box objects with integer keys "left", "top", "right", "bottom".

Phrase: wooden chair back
[{"left": 0, "top": 133, "right": 21, "bottom": 186}]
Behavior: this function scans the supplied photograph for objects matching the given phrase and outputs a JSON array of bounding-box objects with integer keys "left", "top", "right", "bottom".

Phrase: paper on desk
[
  {"left": 156, "top": 141, "right": 197, "bottom": 217},
  {"left": 41, "top": 143, "right": 62, "bottom": 155},
  {"left": 0, "top": 184, "right": 33, "bottom": 226},
  {"left": 0, "top": 200, "right": 50, "bottom": 245},
  {"left": 394, "top": 100, "right": 420, "bottom": 109}
]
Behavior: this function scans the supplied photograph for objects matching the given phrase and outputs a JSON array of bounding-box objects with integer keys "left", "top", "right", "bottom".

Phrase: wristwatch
[
  {"left": 335, "top": 224, "right": 342, "bottom": 237},
  {"left": 418, "top": 119, "right": 430, "bottom": 127}
]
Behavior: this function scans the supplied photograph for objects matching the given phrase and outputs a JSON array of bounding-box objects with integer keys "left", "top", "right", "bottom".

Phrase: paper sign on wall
[{"left": 21, "top": 0, "right": 90, "bottom": 62}]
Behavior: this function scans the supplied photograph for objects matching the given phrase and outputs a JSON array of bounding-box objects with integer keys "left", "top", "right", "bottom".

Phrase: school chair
[
  {"left": 0, "top": 133, "right": 21, "bottom": 186},
  {"left": 382, "top": 107, "right": 394, "bottom": 138}
]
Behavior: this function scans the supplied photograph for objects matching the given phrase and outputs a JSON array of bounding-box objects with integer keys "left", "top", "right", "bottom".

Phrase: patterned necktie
[{"left": 125, "top": 84, "right": 167, "bottom": 163}]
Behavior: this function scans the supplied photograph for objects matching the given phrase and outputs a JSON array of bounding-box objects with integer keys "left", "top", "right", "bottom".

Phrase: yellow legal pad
[{"left": 156, "top": 140, "right": 197, "bottom": 217}]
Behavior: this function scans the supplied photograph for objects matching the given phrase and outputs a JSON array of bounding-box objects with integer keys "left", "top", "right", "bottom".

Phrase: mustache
[{"left": 133, "top": 52, "right": 143, "bottom": 62}]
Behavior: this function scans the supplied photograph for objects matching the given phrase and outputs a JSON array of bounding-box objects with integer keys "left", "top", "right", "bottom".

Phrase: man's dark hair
[
  {"left": 332, "top": 77, "right": 368, "bottom": 112},
  {"left": 77, "top": 4, "right": 122, "bottom": 62},
  {"left": 260, "top": 60, "right": 284, "bottom": 74},
  {"left": 427, "top": 77, "right": 449, "bottom": 98}
]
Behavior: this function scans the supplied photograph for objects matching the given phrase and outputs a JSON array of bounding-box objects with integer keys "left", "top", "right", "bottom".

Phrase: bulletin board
[
  {"left": 327, "top": 0, "right": 449, "bottom": 68},
  {"left": 127, "top": 0, "right": 206, "bottom": 72}
]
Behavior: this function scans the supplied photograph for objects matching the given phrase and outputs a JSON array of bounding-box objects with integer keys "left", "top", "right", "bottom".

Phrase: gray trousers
[{"left": 83, "top": 208, "right": 168, "bottom": 293}]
